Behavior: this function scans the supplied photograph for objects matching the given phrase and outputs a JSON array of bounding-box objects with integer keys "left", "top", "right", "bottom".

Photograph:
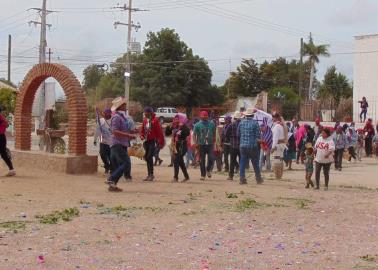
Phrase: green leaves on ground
[
  {"left": 35, "top": 208, "right": 80, "bottom": 224},
  {"left": 0, "top": 221, "right": 27, "bottom": 233}
]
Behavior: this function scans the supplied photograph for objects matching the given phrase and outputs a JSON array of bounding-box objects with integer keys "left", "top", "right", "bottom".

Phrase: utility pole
[
  {"left": 28, "top": 0, "right": 55, "bottom": 130},
  {"left": 298, "top": 38, "right": 304, "bottom": 120},
  {"left": 47, "top": 48, "right": 53, "bottom": 63},
  {"left": 7, "top": 35, "right": 11, "bottom": 83},
  {"left": 113, "top": 2, "right": 147, "bottom": 103}
]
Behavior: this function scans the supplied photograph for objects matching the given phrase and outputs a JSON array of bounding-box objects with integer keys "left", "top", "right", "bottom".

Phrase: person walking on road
[
  {"left": 193, "top": 111, "right": 216, "bottom": 181},
  {"left": 106, "top": 97, "right": 136, "bottom": 192},
  {"left": 140, "top": 107, "right": 165, "bottom": 182},
  {"left": 0, "top": 106, "right": 15, "bottom": 177},
  {"left": 94, "top": 108, "right": 113, "bottom": 175},
  {"left": 238, "top": 108, "right": 263, "bottom": 185}
]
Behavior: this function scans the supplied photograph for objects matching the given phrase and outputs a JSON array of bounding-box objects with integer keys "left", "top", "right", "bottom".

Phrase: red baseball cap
[{"left": 200, "top": 111, "right": 209, "bottom": 118}]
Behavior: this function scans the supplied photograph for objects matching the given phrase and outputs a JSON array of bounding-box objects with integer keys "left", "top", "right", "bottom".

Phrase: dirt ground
[{"left": 1, "top": 152, "right": 378, "bottom": 270}]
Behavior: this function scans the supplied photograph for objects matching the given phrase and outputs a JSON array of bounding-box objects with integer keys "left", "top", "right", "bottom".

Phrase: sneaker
[
  {"left": 182, "top": 177, "right": 190, "bottom": 182},
  {"left": 206, "top": 171, "right": 212, "bottom": 178},
  {"left": 108, "top": 185, "right": 123, "bottom": 192},
  {"left": 104, "top": 178, "right": 113, "bottom": 185},
  {"left": 256, "top": 178, "right": 264, "bottom": 184},
  {"left": 159, "top": 159, "right": 163, "bottom": 166},
  {"left": 144, "top": 175, "right": 154, "bottom": 182},
  {"left": 6, "top": 170, "right": 16, "bottom": 177},
  {"left": 168, "top": 164, "right": 173, "bottom": 167},
  {"left": 315, "top": 186, "right": 320, "bottom": 190},
  {"left": 227, "top": 177, "right": 233, "bottom": 181},
  {"left": 200, "top": 177, "right": 205, "bottom": 181},
  {"left": 305, "top": 184, "right": 310, "bottom": 189}
]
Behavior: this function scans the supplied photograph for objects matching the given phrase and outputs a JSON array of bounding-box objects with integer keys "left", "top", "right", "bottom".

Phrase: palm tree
[{"left": 303, "top": 33, "right": 330, "bottom": 100}]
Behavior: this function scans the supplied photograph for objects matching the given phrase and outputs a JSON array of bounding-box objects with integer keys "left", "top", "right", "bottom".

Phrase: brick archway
[{"left": 14, "top": 63, "right": 87, "bottom": 156}]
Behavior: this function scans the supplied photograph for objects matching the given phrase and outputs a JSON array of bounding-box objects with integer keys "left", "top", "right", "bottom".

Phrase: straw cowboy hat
[
  {"left": 233, "top": 111, "right": 242, "bottom": 119},
  {"left": 244, "top": 107, "right": 255, "bottom": 116},
  {"left": 111, "top": 97, "right": 126, "bottom": 112}
]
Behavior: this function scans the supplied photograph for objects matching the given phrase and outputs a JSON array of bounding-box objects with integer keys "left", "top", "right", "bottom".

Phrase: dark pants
[
  {"left": 0, "top": 134, "right": 13, "bottom": 170},
  {"left": 360, "top": 110, "right": 367, "bottom": 122},
  {"left": 109, "top": 144, "right": 131, "bottom": 184},
  {"left": 144, "top": 140, "right": 156, "bottom": 176},
  {"left": 334, "top": 149, "right": 344, "bottom": 169},
  {"left": 100, "top": 143, "right": 111, "bottom": 172},
  {"left": 199, "top": 145, "right": 214, "bottom": 177},
  {"left": 223, "top": 144, "right": 231, "bottom": 172},
  {"left": 365, "top": 137, "right": 373, "bottom": 157},
  {"left": 213, "top": 152, "right": 222, "bottom": 172},
  {"left": 315, "top": 162, "right": 331, "bottom": 188},
  {"left": 348, "top": 146, "right": 357, "bottom": 161},
  {"left": 174, "top": 147, "right": 189, "bottom": 179},
  {"left": 229, "top": 147, "right": 240, "bottom": 178},
  {"left": 239, "top": 147, "right": 262, "bottom": 182}
]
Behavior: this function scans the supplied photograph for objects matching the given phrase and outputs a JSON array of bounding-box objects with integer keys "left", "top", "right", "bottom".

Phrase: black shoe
[
  {"left": 182, "top": 177, "right": 190, "bottom": 182},
  {"left": 239, "top": 179, "right": 247, "bottom": 185},
  {"left": 207, "top": 171, "right": 212, "bottom": 178},
  {"left": 159, "top": 159, "right": 163, "bottom": 166},
  {"left": 124, "top": 176, "right": 132, "bottom": 182},
  {"left": 168, "top": 164, "right": 173, "bottom": 167},
  {"left": 315, "top": 186, "right": 320, "bottom": 190},
  {"left": 172, "top": 177, "right": 178, "bottom": 183},
  {"left": 256, "top": 178, "right": 264, "bottom": 184}
]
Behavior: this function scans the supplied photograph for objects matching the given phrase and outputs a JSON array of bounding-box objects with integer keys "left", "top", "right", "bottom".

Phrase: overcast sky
[{"left": 1, "top": 0, "right": 378, "bottom": 90}]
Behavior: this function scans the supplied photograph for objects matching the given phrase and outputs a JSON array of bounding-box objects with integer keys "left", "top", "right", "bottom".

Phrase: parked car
[{"left": 155, "top": 107, "right": 178, "bottom": 123}]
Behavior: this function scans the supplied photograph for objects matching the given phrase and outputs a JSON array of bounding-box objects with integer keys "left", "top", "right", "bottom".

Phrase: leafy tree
[
  {"left": 318, "top": 66, "right": 352, "bottom": 116},
  {"left": 229, "top": 59, "right": 262, "bottom": 97},
  {"left": 303, "top": 33, "right": 330, "bottom": 100},
  {"left": 268, "top": 86, "right": 299, "bottom": 119},
  {"left": 0, "top": 88, "right": 16, "bottom": 115},
  {"left": 82, "top": 65, "right": 105, "bottom": 92}
]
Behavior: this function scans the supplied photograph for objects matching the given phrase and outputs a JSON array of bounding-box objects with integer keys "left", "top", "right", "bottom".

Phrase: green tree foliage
[
  {"left": 82, "top": 65, "right": 105, "bottom": 92},
  {"left": 318, "top": 66, "right": 352, "bottom": 110},
  {"left": 82, "top": 28, "right": 223, "bottom": 112},
  {"left": 303, "top": 33, "right": 330, "bottom": 99},
  {"left": 228, "top": 59, "right": 262, "bottom": 97},
  {"left": 0, "top": 88, "right": 16, "bottom": 115},
  {"left": 268, "top": 86, "right": 299, "bottom": 119}
]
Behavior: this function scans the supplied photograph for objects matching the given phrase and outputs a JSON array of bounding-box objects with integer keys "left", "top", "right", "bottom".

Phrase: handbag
[{"left": 128, "top": 139, "right": 145, "bottom": 160}]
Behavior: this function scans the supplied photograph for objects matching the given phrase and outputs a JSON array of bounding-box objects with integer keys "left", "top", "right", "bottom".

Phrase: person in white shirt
[
  {"left": 314, "top": 128, "right": 335, "bottom": 191},
  {"left": 271, "top": 112, "right": 287, "bottom": 179},
  {"left": 94, "top": 108, "right": 113, "bottom": 174}
]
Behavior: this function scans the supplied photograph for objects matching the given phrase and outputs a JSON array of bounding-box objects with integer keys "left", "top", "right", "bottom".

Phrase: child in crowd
[{"left": 305, "top": 144, "right": 315, "bottom": 189}]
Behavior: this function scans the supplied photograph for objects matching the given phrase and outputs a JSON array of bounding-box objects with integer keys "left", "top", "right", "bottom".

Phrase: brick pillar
[{"left": 14, "top": 63, "right": 88, "bottom": 156}]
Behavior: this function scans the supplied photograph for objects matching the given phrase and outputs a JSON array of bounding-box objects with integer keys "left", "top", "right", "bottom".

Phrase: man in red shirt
[
  {"left": 140, "top": 107, "right": 165, "bottom": 181},
  {"left": 0, "top": 107, "right": 15, "bottom": 177}
]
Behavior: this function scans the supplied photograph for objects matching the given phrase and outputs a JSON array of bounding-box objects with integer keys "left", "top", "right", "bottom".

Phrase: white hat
[
  {"left": 111, "top": 97, "right": 126, "bottom": 112},
  {"left": 244, "top": 107, "right": 255, "bottom": 116},
  {"left": 233, "top": 111, "right": 242, "bottom": 119}
]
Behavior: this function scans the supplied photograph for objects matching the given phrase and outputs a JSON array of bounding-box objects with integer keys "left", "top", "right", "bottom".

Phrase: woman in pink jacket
[{"left": 0, "top": 107, "right": 15, "bottom": 177}]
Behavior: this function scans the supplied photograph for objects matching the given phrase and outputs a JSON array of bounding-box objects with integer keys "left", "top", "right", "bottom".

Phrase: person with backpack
[{"left": 0, "top": 106, "right": 15, "bottom": 177}]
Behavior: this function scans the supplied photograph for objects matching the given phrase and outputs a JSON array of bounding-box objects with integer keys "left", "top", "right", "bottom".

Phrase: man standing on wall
[
  {"left": 140, "top": 107, "right": 165, "bottom": 182},
  {"left": 193, "top": 111, "right": 216, "bottom": 181},
  {"left": 358, "top": 97, "right": 369, "bottom": 123}
]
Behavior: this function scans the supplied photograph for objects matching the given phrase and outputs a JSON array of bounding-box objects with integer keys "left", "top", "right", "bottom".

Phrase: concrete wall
[{"left": 353, "top": 34, "right": 378, "bottom": 123}]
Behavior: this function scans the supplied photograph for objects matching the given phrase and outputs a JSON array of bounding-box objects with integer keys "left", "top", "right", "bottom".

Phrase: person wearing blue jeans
[
  {"left": 237, "top": 108, "right": 263, "bottom": 185},
  {"left": 106, "top": 97, "right": 136, "bottom": 192},
  {"left": 240, "top": 147, "right": 262, "bottom": 183}
]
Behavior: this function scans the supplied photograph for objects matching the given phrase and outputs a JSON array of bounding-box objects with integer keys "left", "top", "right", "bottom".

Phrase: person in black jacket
[{"left": 166, "top": 116, "right": 190, "bottom": 182}]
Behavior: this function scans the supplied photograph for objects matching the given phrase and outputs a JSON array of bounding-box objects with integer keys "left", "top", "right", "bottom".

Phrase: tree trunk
[{"left": 308, "top": 60, "right": 315, "bottom": 101}]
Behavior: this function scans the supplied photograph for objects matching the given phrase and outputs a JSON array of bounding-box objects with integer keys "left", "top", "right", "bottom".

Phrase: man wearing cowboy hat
[
  {"left": 238, "top": 108, "right": 263, "bottom": 185},
  {"left": 106, "top": 97, "right": 136, "bottom": 192},
  {"left": 225, "top": 111, "right": 242, "bottom": 181}
]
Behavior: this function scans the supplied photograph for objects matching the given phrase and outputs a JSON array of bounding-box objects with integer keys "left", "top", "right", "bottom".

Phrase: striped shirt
[{"left": 261, "top": 125, "right": 273, "bottom": 150}]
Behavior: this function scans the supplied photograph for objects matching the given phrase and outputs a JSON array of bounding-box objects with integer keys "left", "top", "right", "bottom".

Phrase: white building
[{"left": 353, "top": 34, "right": 378, "bottom": 123}]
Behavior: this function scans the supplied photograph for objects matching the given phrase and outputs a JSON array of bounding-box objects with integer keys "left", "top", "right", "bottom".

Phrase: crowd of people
[{"left": 95, "top": 97, "right": 378, "bottom": 192}]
